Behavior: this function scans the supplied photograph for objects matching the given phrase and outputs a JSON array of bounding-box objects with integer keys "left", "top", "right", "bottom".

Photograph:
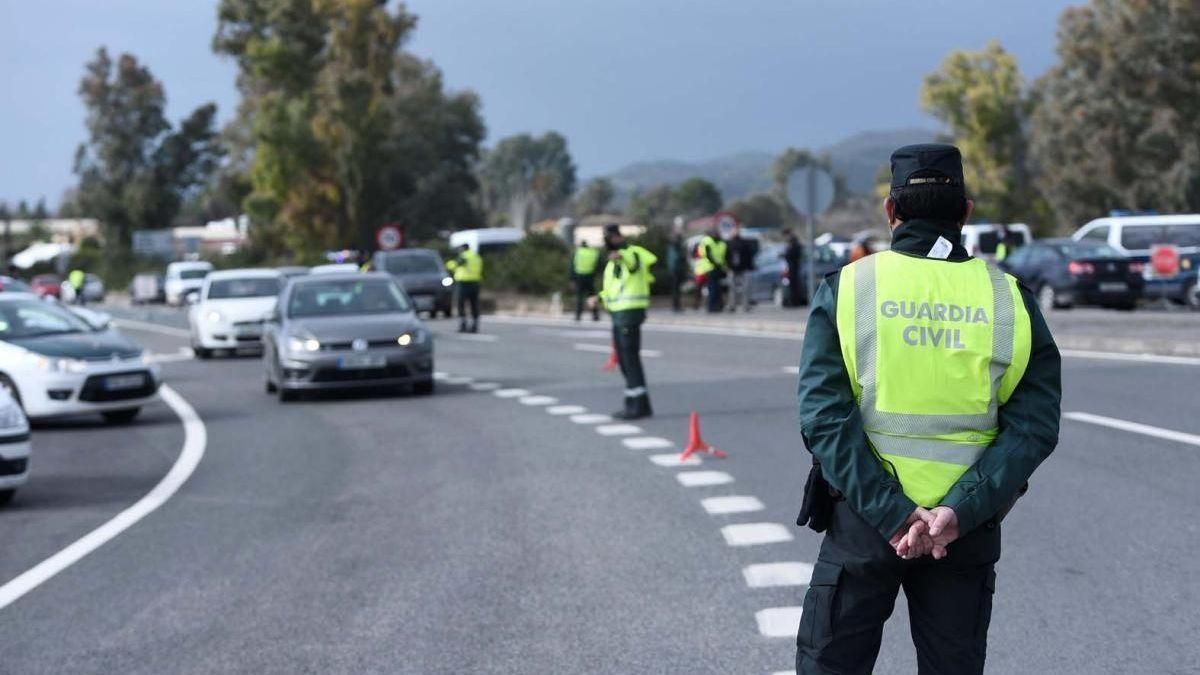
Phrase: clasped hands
[{"left": 889, "top": 506, "right": 960, "bottom": 560}]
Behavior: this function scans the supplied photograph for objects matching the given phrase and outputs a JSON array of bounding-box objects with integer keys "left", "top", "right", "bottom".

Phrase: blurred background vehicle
[
  {"left": 0, "top": 386, "right": 30, "bottom": 506},
  {"left": 129, "top": 273, "right": 166, "bottom": 304},
  {"left": 262, "top": 272, "right": 433, "bottom": 401},
  {"left": 1072, "top": 214, "right": 1200, "bottom": 305},
  {"left": 309, "top": 263, "right": 360, "bottom": 275},
  {"left": 372, "top": 248, "right": 454, "bottom": 318},
  {"left": 0, "top": 294, "right": 161, "bottom": 423},
  {"left": 961, "top": 223, "right": 1033, "bottom": 261},
  {"left": 59, "top": 273, "right": 105, "bottom": 305},
  {"left": 164, "top": 261, "right": 214, "bottom": 306},
  {"left": 276, "top": 266, "right": 311, "bottom": 279},
  {"left": 448, "top": 227, "right": 523, "bottom": 255},
  {"left": 1000, "top": 238, "right": 1144, "bottom": 310},
  {"left": 188, "top": 268, "right": 283, "bottom": 359},
  {"left": 30, "top": 274, "right": 62, "bottom": 299},
  {"left": 0, "top": 276, "right": 36, "bottom": 294},
  {"left": 748, "top": 242, "right": 846, "bottom": 306}
]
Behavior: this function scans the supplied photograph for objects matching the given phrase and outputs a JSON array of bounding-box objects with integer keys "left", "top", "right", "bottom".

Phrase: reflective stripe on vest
[
  {"left": 602, "top": 245, "right": 656, "bottom": 312},
  {"left": 450, "top": 251, "right": 483, "bottom": 282},
  {"left": 837, "top": 251, "right": 1031, "bottom": 507}
]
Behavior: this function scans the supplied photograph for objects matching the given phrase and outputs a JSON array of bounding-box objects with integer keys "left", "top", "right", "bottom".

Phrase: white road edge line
[
  {"left": 676, "top": 470, "right": 734, "bottom": 487},
  {"left": 0, "top": 385, "right": 207, "bottom": 611},
  {"left": 113, "top": 318, "right": 191, "bottom": 339},
  {"left": 1060, "top": 349, "right": 1200, "bottom": 367},
  {"left": 701, "top": 495, "right": 765, "bottom": 515},
  {"left": 1064, "top": 411, "right": 1200, "bottom": 447}
]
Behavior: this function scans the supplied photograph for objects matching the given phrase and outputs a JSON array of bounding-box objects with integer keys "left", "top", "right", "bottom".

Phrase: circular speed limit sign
[{"left": 376, "top": 224, "right": 403, "bottom": 251}]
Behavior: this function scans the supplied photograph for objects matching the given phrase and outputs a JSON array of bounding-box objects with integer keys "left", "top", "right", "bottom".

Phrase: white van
[
  {"left": 1072, "top": 214, "right": 1200, "bottom": 303},
  {"left": 448, "top": 228, "right": 523, "bottom": 255},
  {"left": 960, "top": 223, "right": 1033, "bottom": 261},
  {"left": 164, "top": 261, "right": 214, "bottom": 306}
]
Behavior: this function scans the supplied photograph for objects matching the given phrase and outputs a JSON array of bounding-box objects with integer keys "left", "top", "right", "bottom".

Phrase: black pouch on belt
[{"left": 796, "top": 457, "right": 835, "bottom": 533}]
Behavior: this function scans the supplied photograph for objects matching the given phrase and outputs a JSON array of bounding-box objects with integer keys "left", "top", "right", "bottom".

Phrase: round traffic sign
[
  {"left": 785, "top": 167, "right": 835, "bottom": 215},
  {"left": 376, "top": 224, "right": 403, "bottom": 251}
]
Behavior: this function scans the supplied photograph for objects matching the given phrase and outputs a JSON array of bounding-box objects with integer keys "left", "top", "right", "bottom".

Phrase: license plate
[
  {"left": 1099, "top": 282, "right": 1128, "bottom": 292},
  {"left": 235, "top": 326, "right": 261, "bottom": 338},
  {"left": 338, "top": 354, "right": 386, "bottom": 369},
  {"left": 105, "top": 374, "right": 146, "bottom": 391}
]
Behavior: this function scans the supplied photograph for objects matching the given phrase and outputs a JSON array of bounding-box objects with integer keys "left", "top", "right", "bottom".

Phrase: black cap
[
  {"left": 890, "top": 144, "right": 964, "bottom": 189},
  {"left": 603, "top": 223, "right": 621, "bottom": 236}
]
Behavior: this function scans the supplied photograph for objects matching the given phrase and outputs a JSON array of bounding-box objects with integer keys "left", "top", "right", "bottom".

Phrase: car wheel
[
  {"left": 278, "top": 386, "right": 298, "bottom": 403},
  {"left": 1186, "top": 280, "right": 1200, "bottom": 310},
  {"left": 413, "top": 378, "right": 435, "bottom": 396},
  {"left": 1037, "top": 285, "right": 1063, "bottom": 311},
  {"left": 0, "top": 374, "right": 22, "bottom": 408},
  {"left": 103, "top": 408, "right": 141, "bottom": 424},
  {"left": 0, "top": 489, "right": 14, "bottom": 506},
  {"left": 265, "top": 376, "right": 277, "bottom": 394}
]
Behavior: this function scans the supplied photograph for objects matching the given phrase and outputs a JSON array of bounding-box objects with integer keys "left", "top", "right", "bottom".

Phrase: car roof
[
  {"left": 288, "top": 271, "right": 392, "bottom": 285},
  {"left": 206, "top": 268, "right": 282, "bottom": 280},
  {"left": 167, "top": 260, "right": 214, "bottom": 269},
  {"left": 1081, "top": 214, "right": 1200, "bottom": 228},
  {"left": 0, "top": 291, "right": 48, "bottom": 302}
]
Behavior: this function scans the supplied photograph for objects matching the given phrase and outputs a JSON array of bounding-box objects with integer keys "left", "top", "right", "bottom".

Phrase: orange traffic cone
[
  {"left": 680, "top": 411, "right": 727, "bottom": 461},
  {"left": 602, "top": 344, "right": 619, "bottom": 372}
]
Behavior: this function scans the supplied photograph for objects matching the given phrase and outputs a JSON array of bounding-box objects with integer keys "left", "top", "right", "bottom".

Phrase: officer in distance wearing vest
[
  {"left": 591, "top": 223, "right": 657, "bottom": 420},
  {"left": 445, "top": 244, "right": 483, "bottom": 333},
  {"left": 571, "top": 240, "right": 601, "bottom": 322},
  {"left": 794, "top": 144, "right": 1062, "bottom": 675}
]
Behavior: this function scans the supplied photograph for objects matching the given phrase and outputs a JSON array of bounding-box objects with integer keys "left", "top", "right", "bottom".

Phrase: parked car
[
  {"left": 30, "top": 274, "right": 62, "bottom": 299},
  {"left": 0, "top": 386, "right": 30, "bottom": 505},
  {"left": 372, "top": 249, "right": 454, "bottom": 318},
  {"left": 0, "top": 276, "right": 35, "bottom": 294},
  {"left": 1072, "top": 214, "right": 1200, "bottom": 305},
  {"left": 0, "top": 294, "right": 161, "bottom": 422},
  {"left": 164, "top": 261, "right": 214, "bottom": 306},
  {"left": 747, "top": 242, "right": 846, "bottom": 307},
  {"left": 999, "top": 239, "right": 1144, "bottom": 310},
  {"left": 276, "top": 266, "right": 310, "bottom": 279},
  {"left": 310, "top": 263, "right": 361, "bottom": 275},
  {"left": 960, "top": 223, "right": 1033, "bottom": 261},
  {"left": 129, "top": 273, "right": 165, "bottom": 304},
  {"left": 262, "top": 272, "right": 433, "bottom": 401},
  {"left": 82, "top": 274, "right": 105, "bottom": 303},
  {"left": 188, "top": 269, "right": 283, "bottom": 359}
]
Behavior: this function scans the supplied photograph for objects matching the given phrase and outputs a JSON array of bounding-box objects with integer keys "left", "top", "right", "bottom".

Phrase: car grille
[
  {"left": 0, "top": 456, "right": 28, "bottom": 477},
  {"left": 78, "top": 370, "right": 158, "bottom": 402},
  {"left": 311, "top": 364, "right": 411, "bottom": 383},
  {"left": 318, "top": 339, "right": 398, "bottom": 351}
]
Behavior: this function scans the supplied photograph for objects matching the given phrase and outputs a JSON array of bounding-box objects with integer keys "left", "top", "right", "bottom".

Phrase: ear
[
  {"left": 884, "top": 196, "right": 898, "bottom": 226},
  {"left": 961, "top": 199, "right": 975, "bottom": 225}
]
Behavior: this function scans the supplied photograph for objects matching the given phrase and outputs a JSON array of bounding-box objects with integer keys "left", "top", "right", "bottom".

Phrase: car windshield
[
  {"left": 0, "top": 299, "right": 96, "bottom": 338},
  {"left": 286, "top": 278, "right": 411, "bottom": 318},
  {"left": 207, "top": 277, "right": 282, "bottom": 300},
  {"left": 179, "top": 269, "right": 210, "bottom": 280},
  {"left": 381, "top": 254, "right": 442, "bottom": 275},
  {"left": 1059, "top": 242, "right": 1123, "bottom": 259}
]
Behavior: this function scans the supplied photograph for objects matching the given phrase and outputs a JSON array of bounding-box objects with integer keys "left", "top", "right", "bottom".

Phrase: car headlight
[
  {"left": 287, "top": 335, "right": 321, "bottom": 352},
  {"left": 398, "top": 329, "right": 428, "bottom": 346},
  {"left": 28, "top": 354, "right": 89, "bottom": 374},
  {"left": 0, "top": 400, "right": 25, "bottom": 430},
  {"left": 205, "top": 310, "right": 223, "bottom": 324},
  {"left": 441, "top": 276, "right": 454, "bottom": 287}
]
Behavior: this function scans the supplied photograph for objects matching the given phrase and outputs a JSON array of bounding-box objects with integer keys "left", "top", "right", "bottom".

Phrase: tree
[
  {"left": 626, "top": 184, "right": 675, "bottom": 228},
  {"left": 72, "top": 48, "right": 221, "bottom": 249},
  {"left": 478, "top": 132, "right": 576, "bottom": 230},
  {"left": 574, "top": 177, "right": 615, "bottom": 217},
  {"left": 1030, "top": 0, "right": 1200, "bottom": 229},
  {"left": 921, "top": 41, "right": 1032, "bottom": 223},
  {"left": 15, "top": 200, "right": 31, "bottom": 219},
  {"left": 726, "top": 193, "right": 788, "bottom": 228},
  {"left": 671, "top": 177, "right": 722, "bottom": 219}
]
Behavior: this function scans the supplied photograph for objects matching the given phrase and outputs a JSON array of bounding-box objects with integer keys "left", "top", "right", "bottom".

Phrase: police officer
[
  {"left": 593, "top": 223, "right": 657, "bottom": 420},
  {"left": 68, "top": 268, "right": 87, "bottom": 306},
  {"left": 445, "top": 244, "right": 483, "bottom": 333},
  {"left": 695, "top": 227, "right": 727, "bottom": 313},
  {"left": 571, "top": 240, "right": 601, "bottom": 321},
  {"left": 794, "top": 144, "right": 1062, "bottom": 674}
]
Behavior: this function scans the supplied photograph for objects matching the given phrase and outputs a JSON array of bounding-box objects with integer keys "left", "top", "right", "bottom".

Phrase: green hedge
[{"left": 486, "top": 232, "right": 572, "bottom": 295}]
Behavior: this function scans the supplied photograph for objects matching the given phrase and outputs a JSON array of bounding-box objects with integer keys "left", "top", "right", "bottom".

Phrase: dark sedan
[
  {"left": 748, "top": 243, "right": 846, "bottom": 307},
  {"left": 262, "top": 273, "right": 434, "bottom": 401},
  {"left": 1000, "top": 239, "right": 1144, "bottom": 310},
  {"left": 371, "top": 249, "right": 454, "bottom": 318}
]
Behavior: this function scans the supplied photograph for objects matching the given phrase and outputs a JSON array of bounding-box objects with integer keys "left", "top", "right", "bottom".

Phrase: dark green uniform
[{"left": 795, "top": 219, "right": 1062, "bottom": 674}]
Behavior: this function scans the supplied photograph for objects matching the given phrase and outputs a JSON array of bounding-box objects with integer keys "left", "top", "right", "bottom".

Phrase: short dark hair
[{"left": 890, "top": 179, "right": 968, "bottom": 223}]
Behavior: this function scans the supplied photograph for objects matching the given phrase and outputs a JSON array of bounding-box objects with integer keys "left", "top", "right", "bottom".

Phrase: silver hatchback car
[{"left": 262, "top": 273, "right": 434, "bottom": 401}]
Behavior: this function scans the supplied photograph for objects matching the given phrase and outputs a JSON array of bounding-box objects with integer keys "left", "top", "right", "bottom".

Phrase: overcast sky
[{"left": 0, "top": 0, "right": 1079, "bottom": 207}]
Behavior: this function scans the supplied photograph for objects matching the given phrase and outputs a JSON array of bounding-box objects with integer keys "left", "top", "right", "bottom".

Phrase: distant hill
[{"left": 606, "top": 128, "right": 936, "bottom": 202}]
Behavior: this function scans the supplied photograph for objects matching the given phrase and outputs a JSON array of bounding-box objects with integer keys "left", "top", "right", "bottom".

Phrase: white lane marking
[
  {"left": 771, "top": 671, "right": 798, "bottom": 675},
  {"left": 1064, "top": 411, "right": 1200, "bottom": 447},
  {"left": 572, "top": 343, "right": 662, "bottom": 358},
  {"left": 595, "top": 423, "right": 642, "bottom": 436},
  {"left": 701, "top": 495, "right": 765, "bottom": 515},
  {"left": 570, "top": 413, "right": 613, "bottom": 424},
  {"left": 649, "top": 453, "right": 701, "bottom": 467},
  {"left": 112, "top": 318, "right": 191, "bottom": 338},
  {"left": 489, "top": 315, "right": 803, "bottom": 340},
  {"left": 721, "top": 523, "right": 794, "bottom": 546},
  {"left": 676, "top": 470, "right": 734, "bottom": 487},
  {"left": 743, "top": 562, "right": 814, "bottom": 588},
  {"left": 469, "top": 382, "right": 501, "bottom": 391},
  {"left": 443, "top": 376, "right": 474, "bottom": 385},
  {"left": 534, "top": 328, "right": 612, "bottom": 340},
  {"left": 547, "top": 405, "right": 587, "bottom": 415},
  {"left": 519, "top": 395, "right": 558, "bottom": 406},
  {"left": 1060, "top": 349, "right": 1200, "bottom": 367},
  {"left": 622, "top": 436, "right": 674, "bottom": 450},
  {"left": 781, "top": 365, "right": 800, "bottom": 375},
  {"left": 146, "top": 347, "right": 195, "bottom": 364},
  {"left": 0, "top": 385, "right": 206, "bottom": 611},
  {"left": 493, "top": 388, "right": 531, "bottom": 399},
  {"left": 433, "top": 371, "right": 449, "bottom": 380},
  {"left": 450, "top": 333, "right": 499, "bottom": 342},
  {"left": 756, "top": 607, "right": 804, "bottom": 638}
]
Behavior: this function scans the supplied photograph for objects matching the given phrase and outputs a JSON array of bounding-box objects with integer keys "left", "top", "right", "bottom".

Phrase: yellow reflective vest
[
  {"left": 693, "top": 236, "right": 727, "bottom": 277},
  {"left": 447, "top": 250, "right": 483, "bottom": 283},
  {"left": 835, "top": 251, "right": 1032, "bottom": 507},
  {"left": 600, "top": 245, "right": 657, "bottom": 312},
  {"left": 573, "top": 246, "right": 600, "bottom": 276}
]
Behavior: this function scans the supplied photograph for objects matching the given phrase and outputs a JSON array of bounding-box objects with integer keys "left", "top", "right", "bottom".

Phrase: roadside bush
[{"left": 487, "top": 232, "right": 571, "bottom": 295}]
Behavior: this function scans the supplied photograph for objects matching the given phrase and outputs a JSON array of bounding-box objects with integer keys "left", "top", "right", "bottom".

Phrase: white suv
[{"left": 0, "top": 387, "right": 31, "bottom": 505}]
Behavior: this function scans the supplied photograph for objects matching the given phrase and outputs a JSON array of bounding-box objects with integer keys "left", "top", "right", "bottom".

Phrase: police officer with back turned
[
  {"left": 446, "top": 244, "right": 483, "bottom": 333},
  {"left": 794, "top": 144, "right": 1061, "bottom": 674},
  {"left": 593, "top": 223, "right": 657, "bottom": 420}
]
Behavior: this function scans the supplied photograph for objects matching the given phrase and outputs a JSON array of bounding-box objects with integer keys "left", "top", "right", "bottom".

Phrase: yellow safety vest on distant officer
[
  {"left": 601, "top": 245, "right": 657, "bottom": 312},
  {"left": 573, "top": 247, "right": 600, "bottom": 276},
  {"left": 836, "top": 250, "right": 1032, "bottom": 508},
  {"left": 447, "top": 250, "right": 483, "bottom": 282},
  {"left": 693, "top": 236, "right": 726, "bottom": 277}
]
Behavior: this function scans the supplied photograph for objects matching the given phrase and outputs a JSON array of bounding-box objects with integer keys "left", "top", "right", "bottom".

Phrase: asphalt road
[{"left": 1, "top": 304, "right": 1198, "bottom": 674}]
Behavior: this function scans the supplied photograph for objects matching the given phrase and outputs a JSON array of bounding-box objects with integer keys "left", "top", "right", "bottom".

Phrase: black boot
[
  {"left": 458, "top": 321, "right": 467, "bottom": 333},
  {"left": 469, "top": 320, "right": 479, "bottom": 333},
  {"left": 612, "top": 394, "right": 652, "bottom": 420}
]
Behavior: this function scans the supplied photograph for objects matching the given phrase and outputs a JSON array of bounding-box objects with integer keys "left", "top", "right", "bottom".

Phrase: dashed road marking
[
  {"left": 595, "top": 423, "right": 642, "bottom": 436},
  {"left": 493, "top": 388, "right": 531, "bottom": 398},
  {"left": 443, "top": 375, "right": 474, "bottom": 385},
  {"left": 433, "top": 371, "right": 448, "bottom": 380},
  {"left": 520, "top": 395, "right": 558, "bottom": 406},
  {"left": 469, "top": 382, "right": 501, "bottom": 391},
  {"left": 755, "top": 607, "right": 804, "bottom": 638},
  {"left": 701, "top": 495, "right": 765, "bottom": 515},
  {"left": 648, "top": 453, "right": 701, "bottom": 467},
  {"left": 743, "top": 562, "right": 814, "bottom": 588},
  {"left": 449, "top": 333, "right": 499, "bottom": 342},
  {"left": 721, "top": 523, "right": 793, "bottom": 546},
  {"left": 547, "top": 405, "right": 587, "bottom": 415},
  {"left": 676, "top": 470, "right": 733, "bottom": 487},
  {"left": 572, "top": 343, "right": 662, "bottom": 358},
  {"left": 622, "top": 436, "right": 674, "bottom": 450},
  {"left": 781, "top": 365, "right": 800, "bottom": 375},
  {"left": 570, "top": 413, "right": 613, "bottom": 424},
  {"left": 1064, "top": 411, "right": 1200, "bottom": 447}
]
